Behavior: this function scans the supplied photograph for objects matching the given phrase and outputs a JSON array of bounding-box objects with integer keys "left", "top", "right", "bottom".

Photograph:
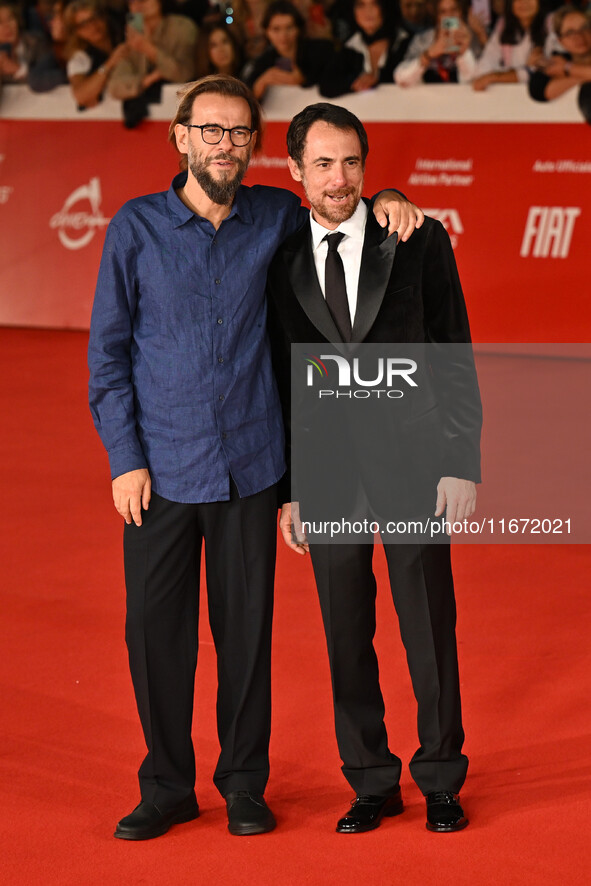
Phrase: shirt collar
[
  {"left": 310, "top": 199, "right": 368, "bottom": 252},
  {"left": 167, "top": 171, "right": 254, "bottom": 228}
]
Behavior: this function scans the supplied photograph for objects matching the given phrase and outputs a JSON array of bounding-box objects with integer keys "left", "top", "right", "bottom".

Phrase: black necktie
[{"left": 324, "top": 232, "right": 351, "bottom": 342}]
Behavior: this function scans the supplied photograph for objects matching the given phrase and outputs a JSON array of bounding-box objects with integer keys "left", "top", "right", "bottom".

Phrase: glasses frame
[
  {"left": 184, "top": 123, "right": 256, "bottom": 147},
  {"left": 560, "top": 23, "right": 591, "bottom": 39}
]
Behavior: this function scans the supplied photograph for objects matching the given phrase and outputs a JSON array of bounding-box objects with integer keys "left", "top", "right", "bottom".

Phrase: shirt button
[
  {"left": 217, "top": 318, "right": 223, "bottom": 325},
  {"left": 215, "top": 278, "right": 221, "bottom": 285},
  {"left": 218, "top": 356, "right": 224, "bottom": 363},
  {"left": 221, "top": 432, "right": 228, "bottom": 439},
  {"left": 219, "top": 394, "right": 225, "bottom": 401}
]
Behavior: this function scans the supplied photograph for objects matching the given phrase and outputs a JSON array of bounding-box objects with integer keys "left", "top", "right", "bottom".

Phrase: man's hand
[
  {"left": 279, "top": 502, "right": 309, "bottom": 555},
  {"left": 373, "top": 191, "right": 425, "bottom": 241},
  {"left": 434, "top": 477, "right": 477, "bottom": 534},
  {"left": 112, "top": 468, "right": 151, "bottom": 526}
]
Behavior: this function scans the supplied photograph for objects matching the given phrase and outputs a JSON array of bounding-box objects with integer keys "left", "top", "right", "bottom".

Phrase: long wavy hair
[
  {"left": 352, "top": 0, "right": 401, "bottom": 41},
  {"left": 63, "top": 0, "right": 109, "bottom": 59},
  {"left": 500, "top": 0, "right": 547, "bottom": 47},
  {"left": 194, "top": 23, "right": 245, "bottom": 79}
]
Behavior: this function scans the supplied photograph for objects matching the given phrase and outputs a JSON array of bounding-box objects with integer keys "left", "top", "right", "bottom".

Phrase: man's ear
[
  {"left": 287, "top": 156, "right": 303, "bottom": 183},
  {"left": 175, "top": 123, "right": 189, "bottom": 156}
]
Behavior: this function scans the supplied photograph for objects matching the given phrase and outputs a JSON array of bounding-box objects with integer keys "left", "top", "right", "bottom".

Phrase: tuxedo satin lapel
[
  {"left": 283, "top": 224, "right": 344, "bottom": 343},
  {"left": 352, "top": 214, "right": 398, "bottom": 343}
]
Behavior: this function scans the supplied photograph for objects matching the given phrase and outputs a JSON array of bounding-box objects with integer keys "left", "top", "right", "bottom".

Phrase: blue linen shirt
[{"left": 88, "top": 172, "right": 306, "bottom": 504}]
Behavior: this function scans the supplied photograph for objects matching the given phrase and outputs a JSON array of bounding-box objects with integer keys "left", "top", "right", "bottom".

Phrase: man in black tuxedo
[{"left": 266, "top": 103, "right": 481, "bottom": 834}]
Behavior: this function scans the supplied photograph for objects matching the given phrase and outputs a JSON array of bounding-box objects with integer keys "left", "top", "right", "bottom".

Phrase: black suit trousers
[
  {"left": 309, "top": 541, "right": 468, "bottom": 796},
  {"left": 122, "top": 482, "right": 277, "bottom": 806}
]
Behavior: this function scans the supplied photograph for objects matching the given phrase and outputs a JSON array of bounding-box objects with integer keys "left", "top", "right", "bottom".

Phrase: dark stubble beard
[
  {"left": 301, "top": 172, "right": 360, "bottom": 225},
  {"left": 188, "top": 146, "right": 251, "bottom": 206}
]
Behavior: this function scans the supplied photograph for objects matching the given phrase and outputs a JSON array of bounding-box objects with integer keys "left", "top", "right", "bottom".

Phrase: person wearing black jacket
[
  {"left": 320, "top": 0, "right": 411, "bottom": 98},
  {"left": 243, "top": 0, "right": 334, "bottom": 101},
  {"left": 528, "top": 6, "right": 591, "bottom": 123},
  {"left": 267, "top": 102, "right": 481, "bottom": 835}
]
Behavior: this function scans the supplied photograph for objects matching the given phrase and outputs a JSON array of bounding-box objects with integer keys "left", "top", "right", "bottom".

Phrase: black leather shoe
[
  {"left": 114, "top": 793, "right": 199, "bottom": 840},
  {"left": 425, "top": 791, "right": 468, "bottom": 832},
  {"left": 336, "top": 788, "right": 404, "bottom": 833},
  {"left": 225, "top": 791, "right": 276, "bottom": 835}
]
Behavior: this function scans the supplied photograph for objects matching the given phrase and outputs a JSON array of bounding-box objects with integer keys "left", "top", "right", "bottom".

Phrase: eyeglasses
[
  {"left": 560, "top": 23, "right": 591, "bottom": 39},
  {"left": 185, "top": 124, "right": 255, "bottom": 147}
]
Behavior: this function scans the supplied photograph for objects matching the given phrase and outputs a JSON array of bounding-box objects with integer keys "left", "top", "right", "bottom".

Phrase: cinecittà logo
[
  {"left": 50, "top": 177, "right": 111, "bottom": 250},
  {"left": 305, "top": 353, "right": 418, "bottom": 399}
]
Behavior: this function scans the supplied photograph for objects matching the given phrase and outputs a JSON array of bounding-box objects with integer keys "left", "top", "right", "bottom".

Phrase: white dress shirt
[{"left": 310, "top": 200, "right": 368, "bottom": 325}]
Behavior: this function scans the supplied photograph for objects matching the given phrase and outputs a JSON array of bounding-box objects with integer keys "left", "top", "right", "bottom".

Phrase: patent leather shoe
[
  {"left": 425, "top": 791, "right": 468, "bottom": 832},
  {"left": 225, "top": 791, "right": 276, "bottom": 835},
  {"left": 114, "top": 793, "right": 199, "bottom": 840},
  {"left": 336, "top": 788, "right": 404, "bottom": 833}
]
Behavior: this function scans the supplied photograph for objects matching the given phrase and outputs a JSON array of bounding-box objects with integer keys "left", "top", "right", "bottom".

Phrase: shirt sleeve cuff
[{"left": 108, "top": 446, "right": 148, "bottom": 481}]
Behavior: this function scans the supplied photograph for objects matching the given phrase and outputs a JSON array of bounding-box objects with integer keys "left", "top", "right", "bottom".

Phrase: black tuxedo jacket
[{"left": 266, "top": 206, "right": 482, "bottom": 514}]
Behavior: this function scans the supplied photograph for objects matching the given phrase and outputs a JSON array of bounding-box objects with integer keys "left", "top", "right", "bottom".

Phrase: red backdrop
[{"left": 1, "top": 118, "right": 590, "bottom": 340}]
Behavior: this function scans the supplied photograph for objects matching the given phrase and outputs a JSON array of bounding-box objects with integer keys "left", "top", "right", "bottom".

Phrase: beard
[
  {"left": 308, "top": 187, "right": 360, "bottom": 226},
  {"left": 188, "top": 147, "right": 251, "bottom": 206}
]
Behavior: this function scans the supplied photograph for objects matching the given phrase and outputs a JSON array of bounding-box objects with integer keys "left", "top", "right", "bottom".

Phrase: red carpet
[{"left": 1, "top": 329, "right": 589, "bottom": 885}]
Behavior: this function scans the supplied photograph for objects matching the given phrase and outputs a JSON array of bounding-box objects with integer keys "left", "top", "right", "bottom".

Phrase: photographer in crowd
[
  {"left": 108, "top": 0, "right": 197, "bottom": 126},
  {"left": 394, "top": 0, "right": 479, "bottom": 85}
]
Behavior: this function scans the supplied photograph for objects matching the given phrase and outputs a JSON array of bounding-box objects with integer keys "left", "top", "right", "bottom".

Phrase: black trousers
[
  {"left": 309, "top": 542, "right": 468, "bottom": 797},
  {"left": 123, "top": 482, "right": 277, "bottom": 807}
]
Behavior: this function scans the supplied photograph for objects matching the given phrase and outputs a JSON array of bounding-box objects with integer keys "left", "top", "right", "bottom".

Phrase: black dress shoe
[
  {"left": 336, "top": 788, "right": 404, "bottom": 833},
  {"left": 225, "top": 791, "right": 276, "bottom": 836},
  {"left": 425, "top": 791, "right": 468, "bottom": 832},
  {"left": 114, "top": 793, "right": 199, "bottom": 840}
]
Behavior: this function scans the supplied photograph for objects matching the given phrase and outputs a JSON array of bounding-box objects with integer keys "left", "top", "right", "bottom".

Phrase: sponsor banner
[
  {"left": 0, "top": 120, "right": 172, "bottom": 328},
  {"left": 49, "top": 177, "right": 111, "bottom": 251},
  {"left": 0, "top": 119, "right": 590, "bottom": 336},
  {"left": 289, "top": 343, "right": 590, "bottom": 545}
]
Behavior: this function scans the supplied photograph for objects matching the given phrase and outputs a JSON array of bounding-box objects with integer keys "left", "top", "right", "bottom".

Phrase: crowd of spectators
[{"left": 1, "top": 0, "right": 590, "bottom": 124}]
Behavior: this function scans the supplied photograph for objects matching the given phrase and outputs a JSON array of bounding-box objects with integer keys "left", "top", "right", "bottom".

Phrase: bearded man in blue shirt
[{"left": 88, "top": 73, "right": 422, "bottom": 841}]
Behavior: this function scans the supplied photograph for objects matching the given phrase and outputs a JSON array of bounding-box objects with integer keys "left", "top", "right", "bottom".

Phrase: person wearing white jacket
[
  {"left": 394, "top": 0, "right": 479, "bottom": 86},
  {"left": 472, "top": 0, "right": 549, "bottom": 90}
]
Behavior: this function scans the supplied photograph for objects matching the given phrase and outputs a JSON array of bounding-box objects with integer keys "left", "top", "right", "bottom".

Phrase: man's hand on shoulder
[
  {"left": 112, "top": 468, "right": 151, "bottom": 527},
  {"left": 435, "top": 477, "right": 477, "bottom": 534},
  {"left": 279, "top": 502, "right": 309, "bottom": 555},
  {"left": 373, "top": 191, "right": 425, "bottom": 242}
]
